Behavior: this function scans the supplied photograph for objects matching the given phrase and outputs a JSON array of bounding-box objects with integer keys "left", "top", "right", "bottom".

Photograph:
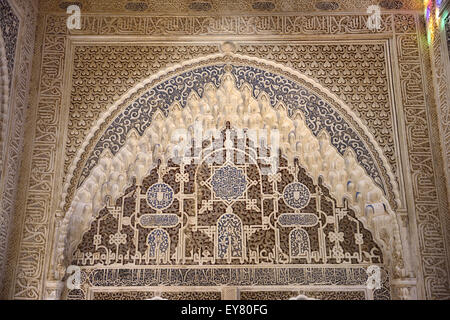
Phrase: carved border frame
[
  {"left": 4, "top": 11, "right": 449, "bottom": 300},
  {"left": 0, "top": 0, "right": 38, "bottom": 295}
]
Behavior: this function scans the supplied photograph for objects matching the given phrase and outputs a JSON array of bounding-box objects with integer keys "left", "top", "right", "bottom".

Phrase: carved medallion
[
  {"left": 211, "top": 166, "right": 247, "bottom": 201},
  {"left": 283, "top": 183, "right": 311, "bottom": 209},
  {"left": 146, "top": 183, "right": 174, "bottom": 210}
]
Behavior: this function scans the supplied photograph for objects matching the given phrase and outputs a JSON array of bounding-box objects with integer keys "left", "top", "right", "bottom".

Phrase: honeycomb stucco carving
[{"left": 0, "top": 27, "right": 10, "bottom": 184}]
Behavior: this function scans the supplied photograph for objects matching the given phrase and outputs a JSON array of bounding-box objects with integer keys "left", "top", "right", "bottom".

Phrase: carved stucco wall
[
  {"left": 2, "top": 0, "right": 449, "bottom": 300},
  {"left": 427, "top": 0, "right": 450, "bottom": 300},
  {"left": 0, "top": 0, "right": 38, "bottom": 293},
  {"left": 430, "top": 3, "right": 450, "bottom": 208},
  {"left": 57, "top": 60, "right": 397, "bottom": 300}
]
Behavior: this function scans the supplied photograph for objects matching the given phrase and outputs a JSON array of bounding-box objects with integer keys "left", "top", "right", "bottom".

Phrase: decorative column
[{"left": 426, "top": 0, "right": 450, "bottom": 202}]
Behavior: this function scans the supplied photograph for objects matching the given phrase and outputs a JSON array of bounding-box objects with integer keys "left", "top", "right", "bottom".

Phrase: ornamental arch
[{"left": 53, "top": 52, "right": 406, "bottom": 300}]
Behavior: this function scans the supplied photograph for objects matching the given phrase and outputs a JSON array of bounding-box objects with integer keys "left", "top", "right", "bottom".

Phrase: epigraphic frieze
[
  {"left": 90, "top": 291, "right": 221, "bottom": 301},
  {"left": 396, "top": 30, "right": 450, "bottom": 298},
  {"left": 68, "top": 265, "right": 391, "bottom": 300},
  {"left": 53, "top": 14, "right": 396, "bottom": 36},
  {"left": 240, "top": 290, "right": 366, "bottom": 300}
]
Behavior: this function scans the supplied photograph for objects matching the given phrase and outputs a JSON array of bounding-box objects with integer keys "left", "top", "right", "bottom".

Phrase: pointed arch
[
  {"left": 53, "top": 52, "right": 404, "bottom": 280},
  {"left": 148, "top": 229, "right": 170, "bottom": 263},
  {"left": 216, "top": 213, "right": 244, "bottom": 262},
  {"left": 289, "top": 229, "right": 311, "bottom": 258}
]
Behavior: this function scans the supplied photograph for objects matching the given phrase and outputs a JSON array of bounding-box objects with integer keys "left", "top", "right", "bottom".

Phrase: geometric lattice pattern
[{"left": 73, "top": 126, "right": 383, "bottom": 267}]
